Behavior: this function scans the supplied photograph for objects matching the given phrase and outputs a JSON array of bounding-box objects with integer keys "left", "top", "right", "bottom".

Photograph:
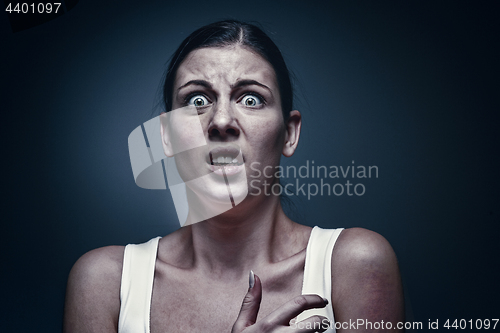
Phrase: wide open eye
[
  {"left": 241, "top": 94, "right": 263, "bottom": 107},
  {"left": 188, "top": 95, "right": 209, "bottom": 107}
]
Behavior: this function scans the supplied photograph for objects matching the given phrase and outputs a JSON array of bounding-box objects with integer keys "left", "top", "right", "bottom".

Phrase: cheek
[
  {"left": 168, "top": 112, "right": 207, "bottom": 154},
  {"left": 173, "top": 148, "right": 207, "bottom": 181},
  {"left": 247, "top": 117, "right": 286, "bottom": 160}
]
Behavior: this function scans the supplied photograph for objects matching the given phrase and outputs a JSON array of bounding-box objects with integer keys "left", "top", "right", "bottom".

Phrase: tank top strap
[
  {"left": 296, "top": 226, "right": 344, "bottom": 331},
  {"left": 118, "top": 236, "right": 161, "bottom": 333}
]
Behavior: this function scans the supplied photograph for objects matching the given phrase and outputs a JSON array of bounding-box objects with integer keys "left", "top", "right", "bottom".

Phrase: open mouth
[{"left": 208, "top": 145, "right": 244, "bottom": 166}]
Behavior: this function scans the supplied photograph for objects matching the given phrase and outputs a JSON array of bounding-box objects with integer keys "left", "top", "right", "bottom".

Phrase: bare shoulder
[
  {"left": 331, "top": 228, "right": 405, "bottom": 328},
  {"left": 63, "top": 245, "right": 125, "bottom": 333},
  {"left": 333, "top": 227, "right": 398, "bottom": 268},
  {"left": 69, "top": 245, "right": 125, "bottom": 279}
]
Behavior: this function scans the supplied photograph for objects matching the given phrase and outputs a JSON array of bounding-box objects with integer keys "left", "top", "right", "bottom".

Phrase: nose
[{"left": 208, "top": 101, "right": 240, "bottom": 140}]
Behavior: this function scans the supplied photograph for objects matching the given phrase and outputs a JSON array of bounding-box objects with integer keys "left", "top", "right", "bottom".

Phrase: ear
[
  {"left": 282, "top": 110, "right": 302, "bottom": 157},
  {"left": 159, "top": 112, "right": 174, "bottom": 157}
]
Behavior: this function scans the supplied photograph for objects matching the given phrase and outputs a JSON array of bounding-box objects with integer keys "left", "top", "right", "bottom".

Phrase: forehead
[{"left": 174, "top": 45, "right": 278, "bottom": 88}]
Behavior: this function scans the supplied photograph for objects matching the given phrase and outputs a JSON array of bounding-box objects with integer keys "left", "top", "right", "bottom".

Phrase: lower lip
[{"left": 208, "top": 163, "right": 245, "bottom": 177}]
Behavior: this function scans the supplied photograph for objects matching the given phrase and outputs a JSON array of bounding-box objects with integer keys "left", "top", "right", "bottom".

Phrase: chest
[{"left": 150, "top": 266, "right": 305, "bottom": 333}]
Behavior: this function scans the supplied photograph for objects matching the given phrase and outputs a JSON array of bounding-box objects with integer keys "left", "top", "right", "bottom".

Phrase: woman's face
[{"left": 166, "top": 45, "right": 295, "bottom": 213}]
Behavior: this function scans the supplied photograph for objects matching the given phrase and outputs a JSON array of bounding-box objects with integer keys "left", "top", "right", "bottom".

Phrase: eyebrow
[
  {"left": 177, "top": 79, "right": 272, "bottom": 94},
  {"left": 231, "top": 79, "right": 271, "bottom": 93},
  {"left": 177, "top": 80, "right": 212, "bottom": 91}
]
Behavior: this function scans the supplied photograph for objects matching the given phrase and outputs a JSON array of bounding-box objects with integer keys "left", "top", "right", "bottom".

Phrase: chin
[{"left": 190, "top": 175, "right": 248, "bottom": 205}]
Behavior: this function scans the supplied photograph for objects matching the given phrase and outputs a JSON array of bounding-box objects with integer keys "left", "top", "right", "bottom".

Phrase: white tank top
[{"left": 118, "top": 226, "right": 343, "bottom": 333}]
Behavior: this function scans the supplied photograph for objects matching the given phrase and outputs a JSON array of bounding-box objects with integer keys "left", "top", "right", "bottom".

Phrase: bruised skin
[{"left": 331, "top": 228, "right": 405, "bottom": 332}]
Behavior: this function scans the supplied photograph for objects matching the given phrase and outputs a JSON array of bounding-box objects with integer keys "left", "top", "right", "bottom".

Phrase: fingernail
[
  {"left": 249, "top": 270, "right": 255, "bottom": 289},
  {"left": 322, "top": 297, "right": 329, "bottom": 305}
]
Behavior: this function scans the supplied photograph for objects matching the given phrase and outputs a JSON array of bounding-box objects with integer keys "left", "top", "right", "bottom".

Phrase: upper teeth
[{"left": 214, "top": 156, "right": 238, "bottom": 164}]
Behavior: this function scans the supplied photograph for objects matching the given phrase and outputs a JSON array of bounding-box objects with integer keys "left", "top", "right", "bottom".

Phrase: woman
[{"left": 64, "top": 20, "right": 404, "bottom": 332}]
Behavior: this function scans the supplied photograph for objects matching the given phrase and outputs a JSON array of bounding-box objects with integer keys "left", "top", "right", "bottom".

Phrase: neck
[{"left": 185, "top": 193, "right": 300, "bottom": 280}]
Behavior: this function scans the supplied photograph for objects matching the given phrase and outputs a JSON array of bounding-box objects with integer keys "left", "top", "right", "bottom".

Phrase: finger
[
  {"left": 264, "top": 294, "right": 328, "bottom": 327},
  {"left": 231, "top": 271, "right": 262, "bottom": 333},
  {"left": 291, "top": 315, "right": 330, "bottom": 333}
]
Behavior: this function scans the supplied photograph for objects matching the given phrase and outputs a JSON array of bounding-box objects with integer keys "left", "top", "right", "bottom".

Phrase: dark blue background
[{"left": 2, "top": 1, "right": 499, "bottom": 331}]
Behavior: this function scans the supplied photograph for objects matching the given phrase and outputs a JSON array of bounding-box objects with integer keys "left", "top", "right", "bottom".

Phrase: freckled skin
[{"left": 63, "top": 46, "right": 404, "bottom": 333}]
